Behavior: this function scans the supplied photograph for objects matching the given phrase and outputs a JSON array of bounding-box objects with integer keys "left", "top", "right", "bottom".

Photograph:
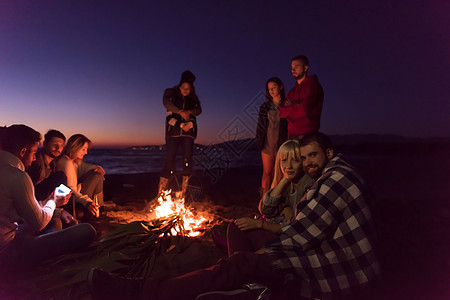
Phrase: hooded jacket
[
  {"left": 163, "top": 87, "right": 202, "bottom": 139},
  {"left": 279, "top": 75, "right": 324, "bottom": 136}
]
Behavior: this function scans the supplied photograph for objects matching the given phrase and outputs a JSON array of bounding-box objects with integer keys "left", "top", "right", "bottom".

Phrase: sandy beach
[
  {"left": 101, "top": 153, "right": 450, "bottom": 299},
  {"left": 0, "top": 147, "right": 449, "bottom": 299}
]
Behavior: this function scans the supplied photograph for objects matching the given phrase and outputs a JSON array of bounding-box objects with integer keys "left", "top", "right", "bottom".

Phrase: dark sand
[
  {"left": 1, "top": 152, "right": 449, "bottom": 299},
  {"left": 100, "top": 153, "right": 450, "bottom": 299}
]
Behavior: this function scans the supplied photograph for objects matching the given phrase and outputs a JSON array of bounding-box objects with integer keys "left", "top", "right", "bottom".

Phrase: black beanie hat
[{"left": 180, "top": 70, "right": 196, "bottom": 85}]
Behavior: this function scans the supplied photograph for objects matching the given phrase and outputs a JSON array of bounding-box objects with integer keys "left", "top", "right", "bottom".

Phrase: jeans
[
  {"left": 143, "top": 251, "right": 288, "bottom": 300},
  {"left": 79, "top": 169, "right": 103, "bottom": 199},
  {"left": 0, "top": 223, "right": 96, "bottom": 277},
  {"left": 226, "top": 222, "right": 276, "bottom": 257},
  {"left": 162, "top": 136, "right": 194, "bottom": 178},
  {"left": 63, "top": 169, "right": 104, "bottom": 219}
]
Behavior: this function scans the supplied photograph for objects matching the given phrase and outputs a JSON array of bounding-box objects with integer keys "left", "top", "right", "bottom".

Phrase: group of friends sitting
[
  {"left": 0, "top": 125, "right": 380, "bottom": 299},
  {"left": 0, "top": 125, "right": 104, "bottom": 280},
  {"left": 1, "top": 56, "right": 381, "bottom": 299}
]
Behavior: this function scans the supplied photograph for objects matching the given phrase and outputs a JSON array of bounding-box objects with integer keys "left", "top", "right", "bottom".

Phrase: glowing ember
[{"left": 151, "top": 190, "right": 208, "bottom": 237}]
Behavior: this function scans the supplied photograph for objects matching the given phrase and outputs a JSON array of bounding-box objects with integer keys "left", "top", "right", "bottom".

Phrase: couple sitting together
[{"left": 89, "top": 131, "right": 381, "bottom": 300}]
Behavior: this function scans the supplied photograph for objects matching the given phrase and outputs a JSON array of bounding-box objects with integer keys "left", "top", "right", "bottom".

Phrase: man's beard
[
  {"left": 293, "top": 73, "right": 305, "bottom": 81},
  {"left": 45, "top": 151, "right": 59, "bottom": 159},
  {"left": 305, "top": 164, "right": 322, "bottom": 180}
]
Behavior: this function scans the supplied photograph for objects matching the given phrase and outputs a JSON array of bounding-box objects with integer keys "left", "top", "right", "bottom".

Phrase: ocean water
[
  {"left": 84, "top": 147, "right": 262, "bottom": 175},
  {"left": 84, "top": 148, "right": 166, "bottom": 174},
  {"left": 84, "top": 148, "right": 448, "bottom": 202}
]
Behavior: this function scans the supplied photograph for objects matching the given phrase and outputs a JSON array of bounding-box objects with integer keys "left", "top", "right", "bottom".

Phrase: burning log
[
  {"left": 105, "top": 189, "right": 216, "bottom": 237},
  {"left": 150, "top": 190, "right": 209, "bottom": 237}
]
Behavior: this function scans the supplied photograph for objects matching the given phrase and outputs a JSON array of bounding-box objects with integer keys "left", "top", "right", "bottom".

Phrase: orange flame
[{"left": 152, "top": 190, "right": 208, "bottom": 237}]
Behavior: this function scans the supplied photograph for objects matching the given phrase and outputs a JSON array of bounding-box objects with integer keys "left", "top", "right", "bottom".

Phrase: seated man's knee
[{"left": 76, "top": 223, "right": 97, "bottom": 241}]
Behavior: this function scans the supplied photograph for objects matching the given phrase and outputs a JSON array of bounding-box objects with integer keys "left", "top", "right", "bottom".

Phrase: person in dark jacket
[
  {"left": 158, "top": 71, "right": 202, "bottom": 197},
  {"left": 256, "top": 77, "right": 288, "bottom": 196},
  {"left": 27, "top": 129, "right": 67, "bottom": 201}
]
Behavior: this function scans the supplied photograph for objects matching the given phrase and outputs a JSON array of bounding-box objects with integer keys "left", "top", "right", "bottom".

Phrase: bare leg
[{"left": 260, "top": 151, "right": 275, "bottom": 194}]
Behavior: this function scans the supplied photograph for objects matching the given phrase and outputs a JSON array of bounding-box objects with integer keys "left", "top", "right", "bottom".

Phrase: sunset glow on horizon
[{"left": 1, "top": 1, "right": 448, "bottom": 146}]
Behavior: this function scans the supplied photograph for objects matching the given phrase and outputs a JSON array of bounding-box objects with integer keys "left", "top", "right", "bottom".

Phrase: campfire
[
  {"left": 36, "top": 184, "right": 253, "bottom": 290},
  {"left": 150, "top": 190, "right": 209, "bottom": 237},
  {"left": 105, "top": 188, "right": 220, "bottom": 237}
]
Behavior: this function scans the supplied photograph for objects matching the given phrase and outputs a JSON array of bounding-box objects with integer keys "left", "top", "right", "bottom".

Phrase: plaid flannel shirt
[{"left": 263, "top": 154, "right": 380, "bottom": 298}]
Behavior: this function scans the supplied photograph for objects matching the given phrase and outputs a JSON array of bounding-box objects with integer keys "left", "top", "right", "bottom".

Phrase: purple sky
[{"left": 1, "top": 1, "right": 448, "bottom": 146}]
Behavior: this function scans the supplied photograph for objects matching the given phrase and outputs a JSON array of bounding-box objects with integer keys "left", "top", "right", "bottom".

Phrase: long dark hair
[
  {"left": 177, "top": 70, "right": 198, "bottom": 99},
  {"left": 265, "top": 77, "right": 286, "bottom": 105},
  {"left": 177, "top": 81, "right": 198, "bottom": 99}
]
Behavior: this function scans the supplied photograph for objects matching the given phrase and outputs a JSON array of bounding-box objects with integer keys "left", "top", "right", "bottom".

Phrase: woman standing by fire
[{"left": 158, "top": 71, "right": 202, "bottom": 198}]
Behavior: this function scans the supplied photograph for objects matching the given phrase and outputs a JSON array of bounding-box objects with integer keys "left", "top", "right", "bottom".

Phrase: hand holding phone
[
  {"left": 55, "top": 184, "right": 71, "bottom": 196},
  {"left": 53, "top": 184, "right": 71, "bottom": 207}
]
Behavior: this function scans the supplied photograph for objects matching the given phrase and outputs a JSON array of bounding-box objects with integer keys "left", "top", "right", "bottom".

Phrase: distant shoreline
[{"left": 91, "top": 134, "right": 450, "bottom": 149}]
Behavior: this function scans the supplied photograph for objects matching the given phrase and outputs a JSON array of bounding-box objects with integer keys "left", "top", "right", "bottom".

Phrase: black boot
[{"left": 88, "top": 268, "right": 144, "bottom": 300}]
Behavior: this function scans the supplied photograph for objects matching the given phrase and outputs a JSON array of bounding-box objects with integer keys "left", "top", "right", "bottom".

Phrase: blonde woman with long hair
[
  {"left": 259, "top": 139, "right": 314, "bottom": 224},
  {"left": 227, "top": 140, "right": 314, "bottom": 255},
  {"left": 56, "top": 134, "right": 105, "bottom": 220}
]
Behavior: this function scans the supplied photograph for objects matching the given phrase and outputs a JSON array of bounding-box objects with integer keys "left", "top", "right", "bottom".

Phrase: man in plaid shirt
[
  {"left": 263, "top": 131, "right": 381, "bottom": 298},
  {"left": 89, "top": 132, "right": 380, "bottom": 300}
]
